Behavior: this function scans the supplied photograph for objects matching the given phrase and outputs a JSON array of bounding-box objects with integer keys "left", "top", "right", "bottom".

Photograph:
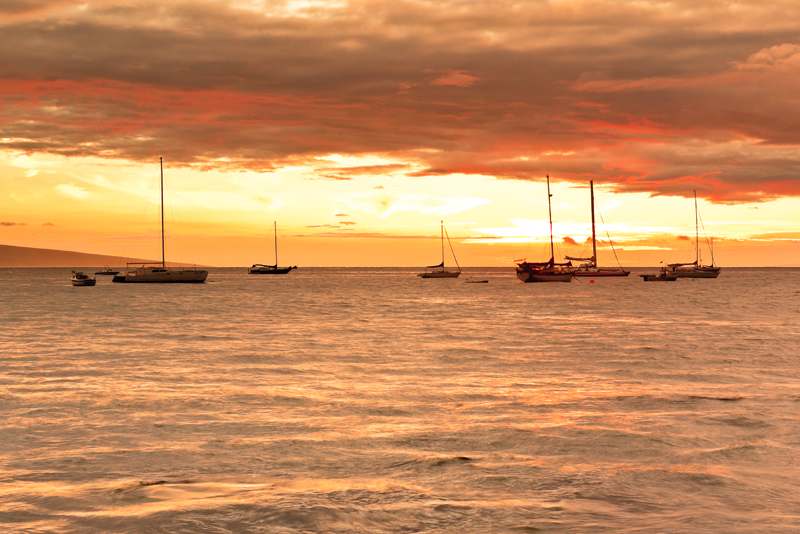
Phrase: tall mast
[
  {"left": 441, "top": 220, "right": 445, "bottom": 266},
  {"left": 694, "top": 190, "right": 699, "bottom": 265},
  {"left": 274, "top": 221, "right": 278, "bottom": 266},
  {"left": 160, "top": 157, "right": 165, "bottom": 268},
  {"left": 590, "top": 180, "right": 597, "bottom": 267},
  {"left": 547, "top": 174, "right": 554, "bottom": 261}
]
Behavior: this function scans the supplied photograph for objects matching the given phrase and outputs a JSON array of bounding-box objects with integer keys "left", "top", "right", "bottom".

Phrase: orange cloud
[
  {"left": 2, "top": 0, "right": 800, "bottom": 204},
  {"left": 429, "top": 70, "right": 481, "bottom": 87}
]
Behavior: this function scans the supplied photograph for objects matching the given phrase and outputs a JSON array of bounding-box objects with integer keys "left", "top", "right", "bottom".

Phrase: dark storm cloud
[{"left": 3, "top": 0, "right": 800, "bottom": 202}]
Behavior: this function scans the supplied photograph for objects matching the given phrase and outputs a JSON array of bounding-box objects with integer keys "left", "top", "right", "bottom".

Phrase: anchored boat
[
  {"left": 418, "top": 221, "right": 461, "bottom": 278},
  {"left": 567, "top": 180, "right": 630, "bottom": 277},
  {"left": 249, "top": 221, "right": 296, "bottom": 274},
  {"left": 515, "top": 174, "right": 575, "bottom": 283},
  {"left": 113, "top": 158, "right": 208, "bottom": 284},
  {"left": 71, "top": 271, "right": 96, "bottom": 286},
  {"left": 666, "top": 191, "right": 721, "bottom": 279}
]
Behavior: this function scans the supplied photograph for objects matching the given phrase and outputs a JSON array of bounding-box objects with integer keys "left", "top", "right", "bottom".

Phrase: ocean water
[{"left": 1, "top": 267, "right": 799, "bottom": 533}]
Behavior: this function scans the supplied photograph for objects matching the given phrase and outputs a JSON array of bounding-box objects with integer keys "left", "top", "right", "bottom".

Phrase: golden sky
[{"left": 2, "top": 0, "right": 799, "bottom": 266}]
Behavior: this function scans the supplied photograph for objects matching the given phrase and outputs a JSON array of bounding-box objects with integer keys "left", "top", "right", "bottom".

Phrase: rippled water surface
[{"left": 1, "top": 267, "right": 799, "bottom": 533}]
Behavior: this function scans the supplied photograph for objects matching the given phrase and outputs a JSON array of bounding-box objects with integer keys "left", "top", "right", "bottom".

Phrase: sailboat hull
[
  {"left": 670, "top": 268, "right": 721, "bottom": 278},
  {"left": 418, "top": 271, "right": 461, "bottom": 278},
  {"left": 516, "top": 270, "right": 574, "bottom": 283},
  {"left": 573, "top": 269, "right": 630, "bottom": 277},
  {"left": 248, "top": 266, "right": 294, "bottom": 274},
  {"left": 112, "top": 267, "right": 208, "bottom": 283}
]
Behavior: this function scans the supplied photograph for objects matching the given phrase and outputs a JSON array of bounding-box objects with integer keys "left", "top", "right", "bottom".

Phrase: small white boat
[{"left": 71, "top": 271, "right": 96, "bottom": 286}]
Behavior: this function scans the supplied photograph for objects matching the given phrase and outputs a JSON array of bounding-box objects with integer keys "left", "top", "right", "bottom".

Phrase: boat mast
[
  {"left": 590, "top": 180, "right": 597, "bottom": 267},
  {"left": 694, "top": 190, "right": 699, "bottom": 265},
  {"left": 274, "top": 221, "right": 278, "bottom": 266},
  {"left": 160, "top": 157, "right": 165, "bottom": 268},
  {"left": 441, "top": 220, "right": 445, "bottom": 266},
  {"left": 547, "top": 174, "right": 554, "bottom": 261}
]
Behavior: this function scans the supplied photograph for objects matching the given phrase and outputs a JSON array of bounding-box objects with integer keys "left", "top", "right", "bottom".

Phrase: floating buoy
[{"left": 590, "top": 279, "right": 595, "bottom": 283}]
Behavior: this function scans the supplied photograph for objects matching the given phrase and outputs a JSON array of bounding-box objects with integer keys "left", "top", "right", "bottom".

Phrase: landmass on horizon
[{"left": 0, "top": 244, "right": 204, "bottom": 268}]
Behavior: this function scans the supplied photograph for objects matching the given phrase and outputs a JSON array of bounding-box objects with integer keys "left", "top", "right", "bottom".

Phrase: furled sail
[
  {"left": 427, "top": 261, "right": 444, "bottom": 269},
  {"left": 565, "top": 255, "right": 595, "bottom": 262},
  {"left": 517, "top": 257, "right": 573, "bottom": 268}
]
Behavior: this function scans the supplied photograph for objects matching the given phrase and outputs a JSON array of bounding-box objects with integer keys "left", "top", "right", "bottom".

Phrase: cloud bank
[{"left": 2, "top": 0, "right": 800, "bottom": 202}]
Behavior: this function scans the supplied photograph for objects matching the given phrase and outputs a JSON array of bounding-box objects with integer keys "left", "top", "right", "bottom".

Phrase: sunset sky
[{"left": 2, "top": 0, "right": 799, "bottom": 266}]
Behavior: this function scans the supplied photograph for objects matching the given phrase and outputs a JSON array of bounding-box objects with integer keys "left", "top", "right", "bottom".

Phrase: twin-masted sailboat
[
  {"left": 567, "top": 181, "right": 630, "bottom": 277},
  {"left": 418, "top": 220, "right": 461, "bottom": 278},
  {"left": 249, "top": 221, "right": 296, "bottom": 274},
  {"left": 515, "top": 174, "right": 575, "bottom": 283},
  {"left": 113, "top": 158, "right": 208, "bottom": 283},
  {"left": 666, "top": 190, "right": 721, "bottom": 278}
]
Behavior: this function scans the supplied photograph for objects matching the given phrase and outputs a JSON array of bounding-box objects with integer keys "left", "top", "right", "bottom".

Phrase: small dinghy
[
  {"left": 466, "top": 278, "right": 488, "bottom": 283},
  {"left": 71, "top": 271, "right": 97, "bottom": 286},
  {"left": 95, "top": 266, "right": 119, "bottom": 275},
  {"left": 640, "top": 271, "right": 678, "bottom": 282}
]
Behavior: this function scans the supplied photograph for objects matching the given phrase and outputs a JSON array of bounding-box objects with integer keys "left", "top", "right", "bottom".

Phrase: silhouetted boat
[
  {"left": 71, "top": 271, "right": 96, "bottom": 286},
  {"left": 113, "top": 158, "right": 208, "bottom": 284},
  {"left": 666, "top": 191, "right": 721, "bottom": 278},
  {"left": 568, "top": 181, "right": 630, "bottom": 277},
  {"left": 516, "top": 174, "right": 575, "bottom": 283},
  {"left": 249, "top": 221, "right": 296, "bottom": 274},
  {"left": 95, "top": 266, "right": 119, "bottom": 275},
  {"left": 419, "top": 221, "right": 461, "bottom": 278},
  {"left": 640, "top": 269, "right": 678, "bottom": 282}
]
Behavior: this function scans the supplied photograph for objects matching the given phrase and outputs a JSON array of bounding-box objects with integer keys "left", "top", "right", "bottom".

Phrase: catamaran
[
  {"left": 249, "top": 221, "right": 296, "bottom": 274},
  {"left": 666, "top": 190, "right": 721, "bottom": 278},
  {"left": 418, "top": 221, "right": 461, "bottom": 278},
  {"left": 113, "top": 158, "right": 208, "bottom": 283},
  {"left": 515, "top": 174, "right": 575, "bottom": 283},
  {"left": 567, "top": 180, "right": 630, "bottom": 277}
]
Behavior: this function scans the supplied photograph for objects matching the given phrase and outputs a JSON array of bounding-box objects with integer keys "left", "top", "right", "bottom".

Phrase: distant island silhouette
[{"left": 0, "top": 244, "right": 205, "bottom": 268}]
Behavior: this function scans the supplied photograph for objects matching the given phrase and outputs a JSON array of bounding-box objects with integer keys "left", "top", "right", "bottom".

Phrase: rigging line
[
  {"left": 697, "top": 210, "right": 715, "bottom": 265},
  {"left": 443, "top": 225, "right": 461, "bottom": 271},
  {"left": 597, "top": 209, "right": 624, "bottom": 269},
  {"left": 163, "top": 172, "right": 185, "bottom": 267},
  {"left": 123, "top": 171, "right": 159, "bottom": 264}
]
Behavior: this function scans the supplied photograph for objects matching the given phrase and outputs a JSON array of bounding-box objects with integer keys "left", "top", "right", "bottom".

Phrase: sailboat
[
  {"left": 515, "top": 174, "right": 575, "bottom": 283},
  {"left": 418, "top": 220, "right": 461, "bottom": 278},
  {"left": 567, "top": 180, "right": 630, "bottom": 277},
  {"left": 666, "top": 191, "right": 721, "bottom": 278},
  {"left": 112, "top": 158, "right": 208, "bottom": 284},
  {"left": 249, "top": 221, "right": 296, "bottom": 274}
]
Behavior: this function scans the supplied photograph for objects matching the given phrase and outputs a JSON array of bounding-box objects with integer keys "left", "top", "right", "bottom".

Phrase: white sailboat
[
  {"left": 515, "top": 174, "right": 575, "bottom": 283},
  {"left": 418, "top": 221, "right": 461, "bottom": 278},
  {"left": 249, "top": 221, "right": 296, "bottom": 274},
  {"left": 113, "top": 158, "right": 208, "bottom": 284},
  {"left": 666, "top": 190, "right": 721, "bottom": 279},
  {"left": 567, "top": 180, "right": 630, "bottom": 277}
]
